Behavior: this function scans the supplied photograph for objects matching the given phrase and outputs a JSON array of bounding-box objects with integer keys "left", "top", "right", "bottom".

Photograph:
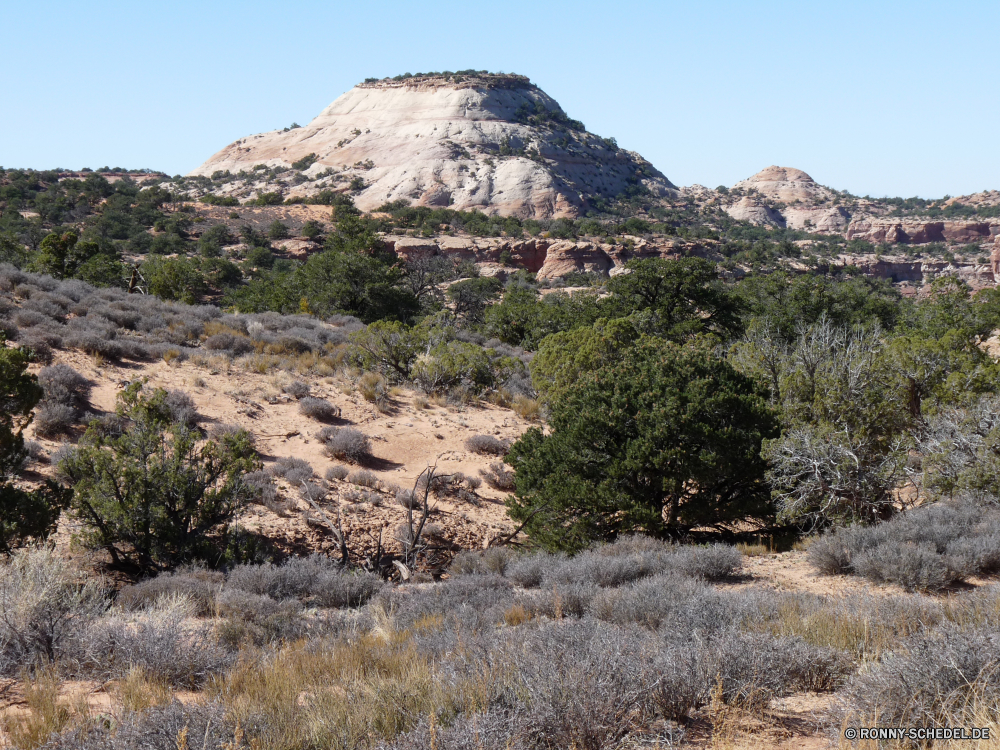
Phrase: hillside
[{"left": 186, "top": 72, "right": 675, "bottom": 217}]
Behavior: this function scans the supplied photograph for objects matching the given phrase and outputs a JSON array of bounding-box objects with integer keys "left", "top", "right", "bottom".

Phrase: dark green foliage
[
  {"left": 198, "top": 224, "right": 235, "bottom": 257},
  {"left": 482, "top": 285, "right": 602, "bottom": 349},
  {"left": 0, "top": 340, "right": 67, "bottom": 551},
  {"left": 735, "top": 272, "right": 902, "bottom": 344},
  {"left": 506, "top": 338, "right": 780, "bottom": 550},
  {"left": 605, "top": 257, "right": 741, "bottom": 341},
  {"left": 141, "top": 256, "right": 209, "bottom": 304},
  {"left": 300, "top": 220, "right": 323, "bottom": 240},
  {"left": 267, "top": 221, "right": 289, "bottom": 240},
  {"left": 447, "top": 276, "right": 503, "bottom": 324},
  {"left": 227, "top": 214, "right": 418, "bottom": 322},
  {"left": 290, "top": 153, "right": 319, "bottom": 171},
  {"left": 252, "top": 192, "right": 284, "bottom": 206},
  {"left": 60, "top": 382, "right": 261, "bottom": 573}
]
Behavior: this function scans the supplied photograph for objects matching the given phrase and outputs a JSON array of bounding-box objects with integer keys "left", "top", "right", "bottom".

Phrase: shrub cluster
[
  {"left": 34, "top": 364, "right": 91, "bottom": 437},
  {"left": 0, "top": 266, "right": 356, "bottom": 366},
  {"left": 808, "top": 501, "right": 1000, "bottom": 591},
  {"left": 298, "top": 396, "right": 340, "bottom": 421},
  {"left": 322, "top": 427, "right": 372, "bottom": 463}
]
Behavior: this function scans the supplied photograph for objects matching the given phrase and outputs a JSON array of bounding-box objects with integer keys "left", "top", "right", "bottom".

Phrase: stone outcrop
[
  {"left": 189, "top": 73, "right": 675, "bottom": 218},
  {"left": 382, "top": 235, "right": 692, "bottom": 280},
  {"left": 724, "top": 197, "right": 784, "bottom": 227},
  {"left": 838, "top": 254, "right": 994, "bottom": 288},
  {"left": 845, "top": 219, "right": 1000, "bottom": 245}
]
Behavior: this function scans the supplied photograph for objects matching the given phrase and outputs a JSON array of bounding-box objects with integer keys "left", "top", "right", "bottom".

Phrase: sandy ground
[{"left": 27, "top": 349, "right": 528, "bottom": 566}]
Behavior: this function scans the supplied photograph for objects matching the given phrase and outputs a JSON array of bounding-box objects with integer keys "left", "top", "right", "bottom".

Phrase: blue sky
[{"left": 2, "top": 1, "right": 996, "bottom": 198}]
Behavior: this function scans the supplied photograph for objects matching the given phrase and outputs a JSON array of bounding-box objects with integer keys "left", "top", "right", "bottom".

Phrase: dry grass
[
  {"left": 111, "top": 666, "right": 173, "bottom": 713},
  {"left": 752, "top": 594, "right": 937, "bottom": 661},
  {"left": 1, "top": 669, "right": 82, "bottom": 749},
  {"left": 209, "top": 630, "right": 478, "bottom": 750},
  {"left": 512, "top": 394, "right": 540, "bottom": 421},
  {"left": 735, "top": 541, "right": 774, "bottom": 557},
  {"left": 358, "top": 371, "right": 391, "bottom": 411}
]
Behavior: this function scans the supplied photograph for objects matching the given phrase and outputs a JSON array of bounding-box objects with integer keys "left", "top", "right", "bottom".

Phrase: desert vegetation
[{"left": 5, "top": 159, "right": 1000, "bottom": 748}]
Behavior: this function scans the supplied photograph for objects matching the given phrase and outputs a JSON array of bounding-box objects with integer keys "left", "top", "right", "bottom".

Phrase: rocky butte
[{"left": 189, "top": 72, "right": 675, "bottom": 218}]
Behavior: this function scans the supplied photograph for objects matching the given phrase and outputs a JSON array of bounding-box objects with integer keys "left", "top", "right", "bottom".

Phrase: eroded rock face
[
  {"left": 846, "top": 219, "right": 1000, "bottom": 245},
  {"left": 724, "top": 197, "right": 785, "bottom": 227},
  {"left": 189, "top": 74, "right": 675, "bottom": 218},
  {"left": 381, "top": 235, "right": 693, "bottom": 279}
]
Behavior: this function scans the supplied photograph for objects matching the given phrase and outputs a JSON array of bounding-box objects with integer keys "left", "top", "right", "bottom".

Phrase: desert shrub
[
  {"left": 710, "top": 629, "right": 851, "bottom": 707},
  {"left": 673, "top": 544, "right": 743, "bottom": 581},
  {"left": 358, "top": 370, "right": 390, "bottom": 408},
  {"left": 37, "top": 364, "right": 90, "bottom": 407},
  {"left": 226, "top": 554, "right": 383, "bottom": 608},
  {"left": 34, "top": 363, "right": 91, "bottom": 436},
  {"left": 490, "top": 620, "right": 654, "bottom": 748},
  {"left": 22, "top": 440, "right": 46, "bottom": 466},
  {"left": 464, "top": 434, "right": 508, "bottom": 456},
  {"left": 506, "top": 552, "right": 560, "bottom": 588},
  {"left": 215, "top": 588, "right": 310, "bottom": 646},
  {"left": 33, "top": 402, "right": 78, "bottom": 437},
  {"left": 163, "top": 389, "right": 198, "bottom": 426},
  {"left": 0, "top": 548, "right": 107, "bottom": 674},
  {"left": 589, "top": 574, "right": 722, "bottom": 629},
  {"left": 59, "top": 383, "right": 260, "bottom": 573},
  {"left": 511, "top": 394, "right": 540, "bottom": 421},
  {"left": 283, "top": 379, "right": 310, "bottom": 398},
  {"left": 118, "top": 566, "right": 224, "bottom": 616},
  {"left": 39, "top": 701, "right": 237, "bottom": 750},
  {"left": 450, "top": 547, "right": 516, "bottom": 577},
  {"left": 349, "top": 469, "right": 379, "bottom": 488},
  {"left": 480, "top": 461, "right": 515, "bottom": 491},
  {"left": 377, "top": 574, "right": 515, "bottom": 632},
  {"left": 325, "top": 464, "right": 349, "bottom": 481},
  {"left": 852, "top": 543, "right": 964, "bottom": 592},
  {"left": 80, "top": 596, "right": 231, "bottom": 688},
  {"left": 842, "top": 625, "right": 1000, "bottom": 728},
  {"left": 807, "top": 501, "right": 1000, "bottom": 591},
  {"left": 323, "top": 427, "right": 372, "bottom": 464},
  {"left": 243, "top": 469, "right": 278, "bottom": 507},
  {"left": 299, "top": 481, "right": 326, "bottom": 501},
  {"left": 523, "top": 582, "right": 597, "bottom": 619},
  {"left": 299, "top": 396, "right": 340, "bottom": 421},
  {"left": 395, "top": 488, "right": 418, "bottom": 509},
  {"left": 203, "top": 332, "right": 251, "bottom": 355},
  {"left": 268, "top": 456, "right": 313, "bottom": 485}
]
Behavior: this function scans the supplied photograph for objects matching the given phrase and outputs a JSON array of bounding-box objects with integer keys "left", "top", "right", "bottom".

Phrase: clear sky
[{"left": 2, "top": 1, "right": 996, "bottom": 198}]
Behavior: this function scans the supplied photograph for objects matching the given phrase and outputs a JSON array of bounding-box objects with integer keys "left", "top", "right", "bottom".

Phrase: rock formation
[
  {"left": 732, "top": 166, "right": 835, "bottom": 204},
  {"left": 724, "top": 197, "right": 785, "bottom": 227},
  {"left": 382, "top": 234, "right": 695, "bottom": 280},
  {"left": 846, "top": 219, "right": 999, "bottom": 245},
  {"left": 189, "top": 73, "right": 675, "bottom": 218}
]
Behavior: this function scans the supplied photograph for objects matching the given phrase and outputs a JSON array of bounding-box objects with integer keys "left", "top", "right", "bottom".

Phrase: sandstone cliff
[
  {"left": 382, "top": 234, "right": 694, "bottom": 280},
  {"left": 188, "top": 73, "right": 675, "bottom": 218}
]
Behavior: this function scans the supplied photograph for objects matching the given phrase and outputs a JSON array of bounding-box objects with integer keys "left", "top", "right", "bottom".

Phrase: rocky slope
[
  {"left": 722, "top": 165, "right": 1000, "bottom": 244},
  {"left": 188, "top": 73, "right": 675, "bottom": 218}
]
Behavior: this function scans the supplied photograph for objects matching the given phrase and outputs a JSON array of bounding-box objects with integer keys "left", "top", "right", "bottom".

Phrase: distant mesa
[{"left": 189, "top": 71, "right": 675, "bottom": 218}]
